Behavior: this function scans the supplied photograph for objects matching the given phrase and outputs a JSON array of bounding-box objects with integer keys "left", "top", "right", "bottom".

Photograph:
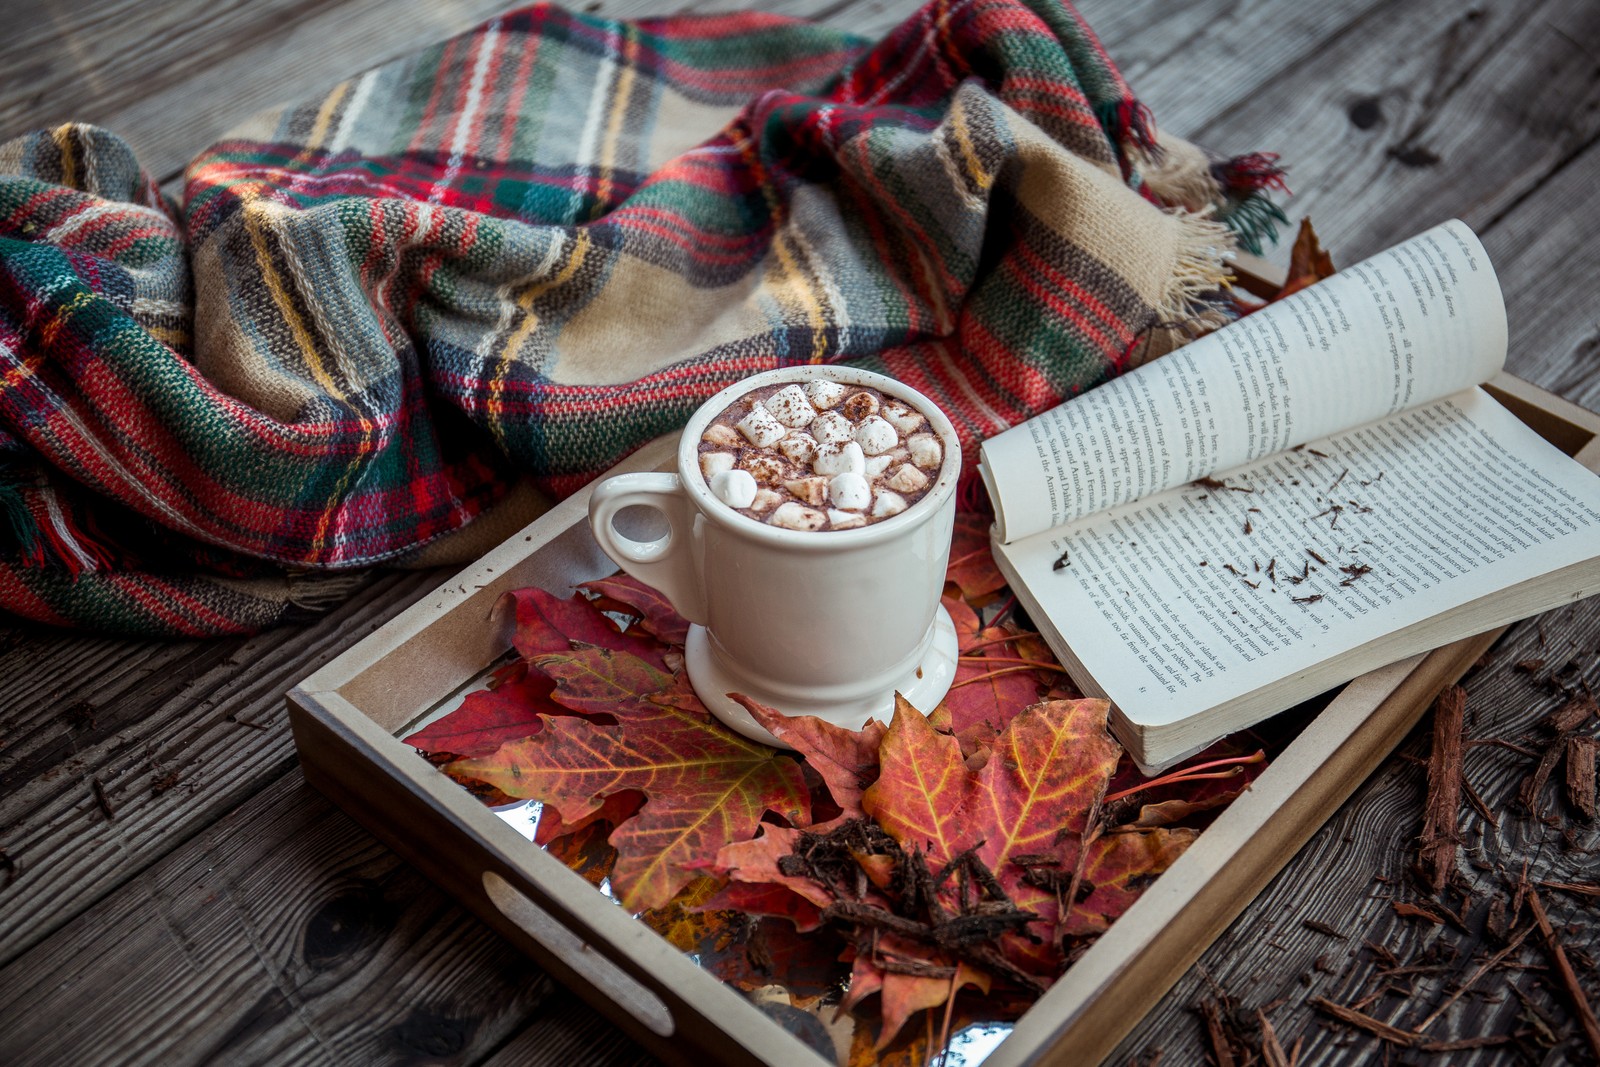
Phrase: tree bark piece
[
  {"left": 1527, "top": 885, "right": 1600, "bottom": 1061},
  {"left": 1308, "top": 997, "right": 1416, "bottom": 1046},
  {"left": 1198, "top": 999, "right": 1238, "bottom": 1067},
  {"left": 1566, "top": 736, "right": 1597, "bottom": 821},
  {"left": 1417, "top": 686, "right": 1466, "bottom": 894},
  {"left": 1257, "top": 1008, "right": 1292, "bottom": 1067}
]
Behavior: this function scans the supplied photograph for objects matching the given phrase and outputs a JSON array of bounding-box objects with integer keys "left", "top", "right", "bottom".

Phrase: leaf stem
[
  {"left": 945, "top": 546, "right": 993, "bottom": 570},
  {"left": 961, "top": 631, "right": 1041, "bottom": 654},
  {"left": 1104, "top": 750, "right": 1266, "bottom": 803},
  {"left": 957, "top": 655, "right": 1066, "bottom": 671},
  {"left": 947, "top": 663, "right": 1065, "bottom": 690}
]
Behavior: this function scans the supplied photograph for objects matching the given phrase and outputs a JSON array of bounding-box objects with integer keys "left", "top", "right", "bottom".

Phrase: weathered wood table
[{"left": 2, "top": 0, "right": 1596, "bottom": 1063}]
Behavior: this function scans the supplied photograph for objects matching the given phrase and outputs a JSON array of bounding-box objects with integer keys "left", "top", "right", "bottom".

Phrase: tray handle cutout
[{"left": 482, "top": 871, "right": 675, "bottom": 1038}]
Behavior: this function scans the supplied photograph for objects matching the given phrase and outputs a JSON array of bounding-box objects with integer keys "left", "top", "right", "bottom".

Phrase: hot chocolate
[{"left": 697, "top": 378, "right": 945, "bottom": 531}]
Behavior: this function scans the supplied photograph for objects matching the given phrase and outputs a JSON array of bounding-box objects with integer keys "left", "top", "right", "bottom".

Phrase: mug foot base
[{"left": 686, "top": 606, "right": 960, "bottom": 746}]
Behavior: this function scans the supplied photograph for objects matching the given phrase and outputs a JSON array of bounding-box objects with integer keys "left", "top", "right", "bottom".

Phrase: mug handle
[{"left": 587, "top": 472, "right": 708, "bottom": 623}]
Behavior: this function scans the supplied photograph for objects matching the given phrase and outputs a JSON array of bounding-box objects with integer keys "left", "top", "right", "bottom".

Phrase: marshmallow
[
  {"left": 776, "top": 432, "right": 817, "bottom": 465},
  {"left": 740, "top": 455, "right": 785, "bottom": 484},
  {"left": 854, "top": 415, "right": 898, "bottom": 456},
  {"left": 813, "top": 440, "right": 865, "bottom": 477},
  {"left": 700, "top": 451, "right": 735, "bottom": 480},
  {"left": 871, "top": 490, "right": 908, "bottom": 519},
  {"left": 710, "top": 468, "right": 758, "bottom": 508},
  {"left": 885, "top": 463, "right": 929, "bottom": 494},
  {"left": 736, "top": 404, "right": 786, "bottom": 447},
  {"left": 842, "top": 390, "right": 879, "bottom": 421},
  {"left": 810, "top": 411, "right": 853, "bottom": 445},
  {"left": 783, "top": 476, "right": 829, "bottom": 506},
  {"left": 750, "top": 488, "right": 783, "bottom": 513},
  {"left": 770, "top": 501, "right": 828, "bottom": 531},
  {"left": 701, "top": 423, "right": 742, "bottom": 448},
  {"left": 864, "top": 454, "right": 894, "bottom": 479},
  {"left": 828, "top": 508, "right": 866, "bottom": 530},
  {"left": 881, "top": 400, "right": 925, "bottom": 436},
  {"left": 828, "top": 471, "right": 872, "bottom": 510},
  {"left": 764, "top": 384, "right": 814, "bottom": 428},
  {"left": 805, "top": 379, "right": 847, "bottom": 410},
  {"left": 907, "top": 432, "right": 942, "bottom": 470}
]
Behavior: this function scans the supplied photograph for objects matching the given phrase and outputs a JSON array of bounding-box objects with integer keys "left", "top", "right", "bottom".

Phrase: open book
[{"left": 978, "top": 220, "right": 1600, "bottom": 772}]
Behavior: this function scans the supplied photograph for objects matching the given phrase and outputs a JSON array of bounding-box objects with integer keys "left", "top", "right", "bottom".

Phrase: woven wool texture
[{"left": 0, "top": 0, "right": 1280, "bottom": 635}]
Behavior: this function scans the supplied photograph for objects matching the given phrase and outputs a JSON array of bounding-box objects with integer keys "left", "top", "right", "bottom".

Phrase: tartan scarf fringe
[
  {"left": 1215, "top": 191, "right": 1291, "bottom": 257},
  {"left": 1153, "top": 208, "right": 1239, "bottom": 325},
  {"left": 0, "top": 471, "right": 117, "bottom": 577},
  {"left": 1129, "top": 135, "right": 1291, "bottom": 259},
  {"left": 1096, "top": 97, "right": 1160, "bottom": 172},
  {"left": 283, "top": 571, "right": 377, "bottom": 618},
  {"left": 0, "top": 473, "right": 36, "bottom": 566},
  {"left": 0, "top": 0, "right": 1283, "bottom": 636},
  {"left": 1212, "top": 151, "right": 1290, "bottom": 256}
]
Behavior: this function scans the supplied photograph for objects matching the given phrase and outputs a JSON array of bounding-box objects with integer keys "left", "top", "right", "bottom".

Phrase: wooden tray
[{"left": 287, "top": 372, "right": 1600, "bottom": 1067}]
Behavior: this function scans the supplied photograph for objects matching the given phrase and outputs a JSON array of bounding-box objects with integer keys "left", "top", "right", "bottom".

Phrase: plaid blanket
[{"left": 0, "top": 0, "right": 1282, "bottom": 635}]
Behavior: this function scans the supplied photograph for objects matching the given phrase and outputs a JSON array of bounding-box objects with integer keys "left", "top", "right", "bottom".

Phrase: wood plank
[
  {"left": 481, "top": 986, "right": 660, "bottom": 1067},
  {"left": 0, "top": 0, "right": 1595, "bottom": 1064},
  {"left": 1484, "top": 140, "right": 1600, "bottom": 410},
  {"left": 0, "top": 569, "right": 440, "bottom": 967},
  {"left": 1080, "top": 0, "right": 1391, "bottom": 135},
  {"left": 0, "top": 772, "right": 577, "bottom": 1066}
]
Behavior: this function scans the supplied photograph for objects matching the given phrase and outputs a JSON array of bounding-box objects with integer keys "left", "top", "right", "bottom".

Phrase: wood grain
[
  {"left": 1, "top": 0, "right": 1598, "bottom": 1063},
  {"left": 0, "top": 569, "right": 438, "bottom": 967},
  {"left": 0, "top": 772, "right": 567, "bottom": 1066},
  {"left": 481, "top": 987, "right": 661, "bottom": 1067},
  {"left": 1486, "top": 140, "right": 1600, "bottom": 411},
  {"left": 1081, "top": 0, "right": 1392, "bottom": 142}
]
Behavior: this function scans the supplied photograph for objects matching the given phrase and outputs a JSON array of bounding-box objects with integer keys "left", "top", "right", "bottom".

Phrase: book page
[
  {"left": 980, "top": 220, "right": 1507, "bottom": 543},
  {"left": 997, "top": 388, "right": 1600, "bottom": 727}
]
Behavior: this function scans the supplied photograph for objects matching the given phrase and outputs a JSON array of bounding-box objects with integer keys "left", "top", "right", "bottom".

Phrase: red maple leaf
[
  {"left": 736, "top": 696, "right": 887, "bottom": 825},
  {"left": 946, "top": 513, "right": 1008, "bottom": 601},
  {"left": 1056, "top": 827, "right": 1196, "bottom": 938},
  {"left": 941, "top": 644, "right": 1048, "bottom": 753},
  {"left": 972, "top": 697, "right": 1122, "bottom": 966},
  {"left": 581, "top": 572, "right": 691, "bottom": 647},
  {"left": 449, "top": 648, "right": 810, "bottom": 911},
  {"left": 530, "top": 644, "right": 677, "bottom": 718},
  {"left": 1274, "top": 217, "right": 1336, "bottom": 301},
  {"left": 932, "top": 597, "right": 1062, "bottom": 760},
  {"left": 862, "top": 696, "right": 976, "bottom": 861},
  {"left": 500, "top": 585, "right": 668, "bottom": 669},
  {"left": 401, "top": 659, "right": 562, "bottom": 757},
  {"left": 840, "top": 935, "right": 991, "bottom": 1051},
  {"left": 709, "top": 825, "right": 835, "bottom": 922},
  {"left": 699, "top": 878, "right": 825, "bottom": 933},
  {"left": 704, "top": 912, "right": 843, "bottom": 996},
  {"left": 863, "top": 696, "right": 1124, "bottom": 975},
  {"left": 532, "top": 788, "right": 645, "bottom": 846}
]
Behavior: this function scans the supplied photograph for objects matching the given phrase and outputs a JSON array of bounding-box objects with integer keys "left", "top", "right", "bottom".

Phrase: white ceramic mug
[{"left": 587, "top": 366, "right": 961, "bottom": 744}]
